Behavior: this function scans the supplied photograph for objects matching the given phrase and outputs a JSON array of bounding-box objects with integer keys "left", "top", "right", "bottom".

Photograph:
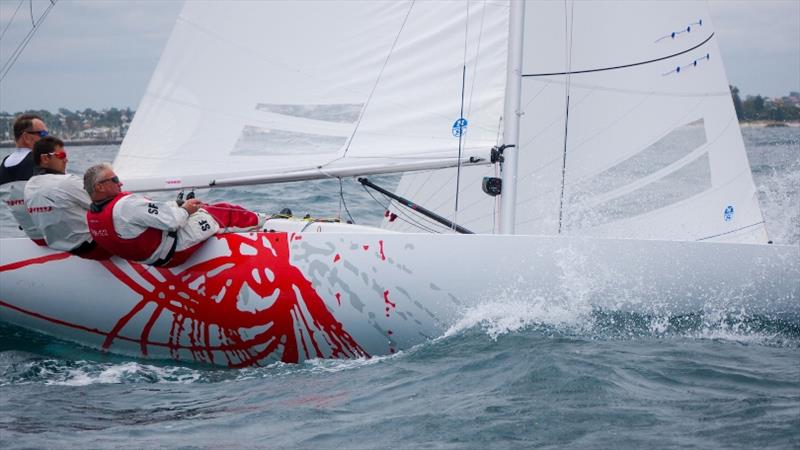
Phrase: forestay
[
  {"left": 386, "top": 1, "right": 768, "bottom": 243},
  {"left": 116, "top": 1, "right": 509, "bottom": 191}
]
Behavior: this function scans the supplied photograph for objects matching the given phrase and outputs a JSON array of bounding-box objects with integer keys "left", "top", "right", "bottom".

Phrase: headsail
[
  {"left": 116, "top": 1, "right": 509, "bottom": 192},
  {"left": 386, "top": 0, "right": 768, "bottom": 243}
]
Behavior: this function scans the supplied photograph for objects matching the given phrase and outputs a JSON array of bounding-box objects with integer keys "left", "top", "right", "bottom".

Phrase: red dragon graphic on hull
[{"left": 0, "top": 232, "right": 368, "bottom": 367}]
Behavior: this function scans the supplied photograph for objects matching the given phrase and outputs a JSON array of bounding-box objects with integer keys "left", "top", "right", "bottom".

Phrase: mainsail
[
  {"left": 116, "top": 1, "right": 508, "bottom": 191},
  {"left": 386, "top": 1, "right": 768, "bottom": 243},
  {"left": 118, "top": 0, "right": 767, "bottom": 243}
]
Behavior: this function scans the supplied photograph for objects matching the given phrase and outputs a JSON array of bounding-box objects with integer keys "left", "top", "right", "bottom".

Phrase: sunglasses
[
  {"left": 97, "top": 175, "right": 121, "bottom": 185},
  {"left": 25, "top": 130, "right": 49, "bottom": 138},
  {"left": 44, "top": 150, "right": 67, "bottom": 160}
]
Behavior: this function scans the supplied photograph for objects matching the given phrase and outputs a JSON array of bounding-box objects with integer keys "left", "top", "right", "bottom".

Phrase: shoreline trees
[
  {"left": 2, "top": 89, "right": 798, "bottom": 142},
  {"left": 730, "top": 87, "right": 800, "bottom": 122}
]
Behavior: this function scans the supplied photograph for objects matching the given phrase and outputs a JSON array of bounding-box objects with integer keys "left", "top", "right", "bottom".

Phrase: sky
[{"left": 0, "top": 0, "right": 798, "bottom": 113}]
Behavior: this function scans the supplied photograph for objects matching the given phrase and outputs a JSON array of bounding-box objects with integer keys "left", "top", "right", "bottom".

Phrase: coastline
[
  {"left": 1, "top": 121, "right": 797, "bottom": 149},
  {"left": 0, "top": 138, "right": 123, "bottom": 149},
  {"left": 738, "top": 120, "right": 800, "bottom": 128}
]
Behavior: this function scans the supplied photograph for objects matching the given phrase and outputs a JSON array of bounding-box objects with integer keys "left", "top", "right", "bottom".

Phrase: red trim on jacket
[{"left": 86, "top": 192, "right": 164, "bottom": 262}]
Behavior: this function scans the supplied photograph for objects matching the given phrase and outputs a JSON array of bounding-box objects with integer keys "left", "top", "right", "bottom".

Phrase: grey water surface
[{"left": 0, "top": 127, "right": 798, "bottom": 449}]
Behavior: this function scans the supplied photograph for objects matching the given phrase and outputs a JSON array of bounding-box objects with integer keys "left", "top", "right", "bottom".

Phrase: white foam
[
  {"left": 756, "top": 161, "right": 800, "bottom": 245},
  {"left": 690, "top": 307, "right": 785, "bottom": 345},
  {"left": 443, "top": 252, "right": 602, "bottom": 340},
  {"left": 45, "top": 361, "right": 202, "bottom": 386},
  {"left": 444, "top": 294, "right": 591, "bottom": 341},
  {"left": 303, "top": 354, "right": 395, "bottom": 373}
]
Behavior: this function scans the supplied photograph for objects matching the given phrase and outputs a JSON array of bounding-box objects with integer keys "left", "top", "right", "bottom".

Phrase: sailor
[
  {"left": 83, "top": 163, "right": 265, "bottom": 267},
  {"left": 23, "top": 137, "right": 111, "bottom": 260},
  {"left": 0, "top": 114, "right": 48, "bottom": 244}
]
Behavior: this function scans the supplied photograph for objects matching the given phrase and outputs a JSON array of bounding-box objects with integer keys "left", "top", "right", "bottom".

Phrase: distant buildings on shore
[
  {"left": 731, "top": 88, "right": 800, "bottom": 122},
  {"left": 1, "top": 92, "right": 798, "bottom": 148},
  {"left": 0, "top": 107, "right": 132, "bottom": 147}
]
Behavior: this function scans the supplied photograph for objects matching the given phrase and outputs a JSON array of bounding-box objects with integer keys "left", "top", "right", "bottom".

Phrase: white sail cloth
[
  {"left": 119, "top": 0, "right": 767, "bottom": 243},
  {"left": 386, "top": 1, "right": 767, "bottom": 243},
  {"left": 116, "top": 1, "right": 508, "bottom": 191}
]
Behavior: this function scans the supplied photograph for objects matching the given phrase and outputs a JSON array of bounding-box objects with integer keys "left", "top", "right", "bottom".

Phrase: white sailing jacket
[
  {"left": 23, "top": 172, "right": 92, "bottom": 251},
  {"left": 111, "top": 194, "right": 220, "bottom": 264}
]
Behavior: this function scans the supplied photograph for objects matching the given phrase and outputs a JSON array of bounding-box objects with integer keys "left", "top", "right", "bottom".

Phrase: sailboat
[{"left": 1, "top": 1, "right": 797, "bottom": 367}]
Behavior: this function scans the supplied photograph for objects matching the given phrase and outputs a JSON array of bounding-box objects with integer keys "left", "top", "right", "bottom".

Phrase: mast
[{"left": 498, "top": 0, "right": 525, "bottom": 235}]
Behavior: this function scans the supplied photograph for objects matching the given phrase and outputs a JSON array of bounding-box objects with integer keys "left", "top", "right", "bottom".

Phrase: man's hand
[{"left": 181, "top": 198, "right": 202, "bottom": 215}]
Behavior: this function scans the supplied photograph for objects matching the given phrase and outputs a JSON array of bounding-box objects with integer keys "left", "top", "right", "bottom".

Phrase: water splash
[
  {"left": 755, "top": 163, "right": 800, "bottom": 245},
  {"left": 444, "top": 282, "right": 593, "bottom": 341},
  {"left": 441, "top": 289, "right": 799, "bottom": 347}
]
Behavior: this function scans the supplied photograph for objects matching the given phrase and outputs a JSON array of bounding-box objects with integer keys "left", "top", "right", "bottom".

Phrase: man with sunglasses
[
  {"left": 84, "top": 163, "right": 265, "bottom": 267},
  {"left": 23, "top": 137, "right": 110, "bottom": 260},
  {"left": 0, "top": 114, "right": 49, "bottom": 243}
]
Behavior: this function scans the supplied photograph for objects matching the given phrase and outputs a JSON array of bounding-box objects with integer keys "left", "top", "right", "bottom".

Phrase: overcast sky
[{"left": 0, "top": 0, "right": 798, "bottom": 113}]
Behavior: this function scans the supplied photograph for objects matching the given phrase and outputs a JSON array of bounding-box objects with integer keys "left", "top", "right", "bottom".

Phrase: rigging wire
[
  {"left": 372, "top": 188, "right": 445, "bottom": 233},
  {"left": 361, "top": 184, "right": 442, "bottom": 234},
  {"left": 339, "top": 0, "right": 415, "bottom": 160},
  {"left": 337, "top": 177, "right": 356, "bottom": 224},
  {"left": 453, "top": 68, "right": 467, "bottom": 229},
  {"left": 465, "top": 1, "right": 488, "bottom": 118},
  {"left": 523, "top": 33, "right": 715, "bottom": 77},
  {"left": 0, "top": 0, "right": 25, "bottom": 41},
  {"left": 0, "top": 0, "right": 58, "bottom": 83},
  {"left": 391, "top": 200, "right": 449, "bottom": 233},
  {"left": 556, "top": 0, "right": 575, "bottom": 234},
  {"left": 695, "top": 221, "right": 765, "bottom": 242},
  {"left": 452, "top": 1, "right": 477, "bottom": 230},
  {"left": 361, "top": 184, "right": 434, "bottom": 233}
]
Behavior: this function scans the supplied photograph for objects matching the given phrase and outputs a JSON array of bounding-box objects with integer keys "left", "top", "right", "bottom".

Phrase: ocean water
[{"left": 0, "top": 127, "right": 798, "bottom": 448}]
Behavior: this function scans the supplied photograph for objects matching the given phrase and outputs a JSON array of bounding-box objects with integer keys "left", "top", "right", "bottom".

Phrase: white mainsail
[
  {"left": 386, "top": 1, "right": 767, "bottom": 243},
  {"left": 116, "top": 1, "right": 508, "bottom": 191},
  {"left": 119, "top": 0, "right": 767, "bottom": 243}
]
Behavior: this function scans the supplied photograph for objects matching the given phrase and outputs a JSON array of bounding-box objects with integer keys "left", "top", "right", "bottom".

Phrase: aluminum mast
[{"left": 499, "top": 0, "right": 526, "bottom": 234}]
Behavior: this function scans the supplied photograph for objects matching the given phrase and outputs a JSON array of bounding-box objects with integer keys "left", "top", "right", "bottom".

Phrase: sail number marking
[
  {"left": 723, "top": 205, "right": 734, "bottom": 222},
  {"left": 452, "top": 117, "right": 468, "bottom": 137}
]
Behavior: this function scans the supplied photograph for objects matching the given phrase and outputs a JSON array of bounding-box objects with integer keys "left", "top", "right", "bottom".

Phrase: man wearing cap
[
  {"left": 83, "top": 163, "right": 265, "bottom": 267},
  {"left": 23, "top": 137, "right": 110, "bottom": 259},
  {"left": 0, "top": 113, "right": 49, "bottom": 243}
]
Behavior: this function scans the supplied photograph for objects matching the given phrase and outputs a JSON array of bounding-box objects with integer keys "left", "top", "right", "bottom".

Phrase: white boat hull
[{"left": 1, "top": 228, "right": 797, "bottom": 367}]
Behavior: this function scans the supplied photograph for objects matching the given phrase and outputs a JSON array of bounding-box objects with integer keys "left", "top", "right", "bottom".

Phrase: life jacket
[
  {"left": 0, "top": 152, "right": 35, "bottom": 185},
  {"left": 0, "top": 151, "right": 44, "bottom": 242},
  {"left": 87, "top": 192, "right": 166, "bottom": 262}
]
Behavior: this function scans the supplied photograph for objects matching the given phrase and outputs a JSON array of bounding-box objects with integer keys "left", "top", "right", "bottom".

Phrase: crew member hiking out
[
  {"left": 83, "top": 163, "right": 266, "bottom": 267},
  {"left": 0, "top": 114, "right": 49, "bottom": 244},
  {"left": 24, "top": 137, "right": 111, "bottom": 260}
]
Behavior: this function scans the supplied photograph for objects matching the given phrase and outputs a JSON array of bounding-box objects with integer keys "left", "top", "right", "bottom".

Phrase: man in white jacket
[
  {"left": 0, "top": 114, "right": 48, "bottom": 243},
  {"left": 84, "top": 163, "right": 265, "bottom": 267},
  {"left": 23, "top": 137, "right": 110, "bottom": 259}
]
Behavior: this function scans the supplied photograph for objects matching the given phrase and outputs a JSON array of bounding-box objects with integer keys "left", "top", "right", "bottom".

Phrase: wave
[
  {"left": 443, "top": 293, "right": 800, "bottom": 347},
  {"left": 1, "top": 291, "right": 797, "bottom": 386}
]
